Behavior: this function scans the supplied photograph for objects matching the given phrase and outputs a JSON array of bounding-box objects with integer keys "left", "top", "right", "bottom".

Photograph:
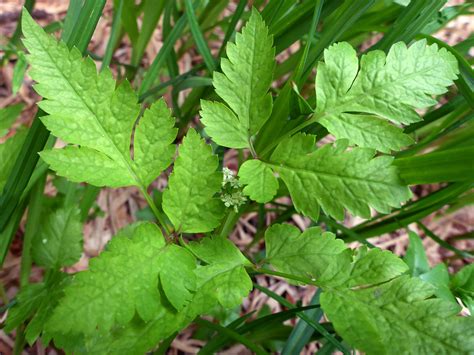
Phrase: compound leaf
[
  {"left": 200, "top": 9, "right": 274, "bottom": 149},
  {"left": 73, "top": 236, "right": 253, "bottom": 355},
  {"left": 315, "top": 41, "right": 458, "bottom": 152},
  {"left": 265, "top": 223, "right": 472, "bottom": 354},
  {"left": 163, "top": 129, "right": 224, "bottom": 233},
  {"left": 270, "top": 135, "right": 411, "bottom": 220},
  {"left": 32, "top": 205, "right": 83, "bottom": 269},
  {"left": 44, "top": 222, "right": 192, "bottom": 336},
  {"left": 321, "top": 276, "right": 474, "bottom": 354},
  {"left": 265, "top": 224, "right": 351, "bottom": 288},
  {"left": 22, "top": 11, "right": 175, "bottom": 189}
]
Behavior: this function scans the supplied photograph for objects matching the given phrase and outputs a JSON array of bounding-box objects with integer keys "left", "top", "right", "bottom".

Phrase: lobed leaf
[
  {"left": 321, "top": 276, "right": 474, "bottom": 354},
  {"left": 45, "top": 223, "right": 188, "bottom": 335},
  {"left": 200, "top": 9, "right": 275, "bottom": 149},
  {"left": 265, "top": 223, "right": 473, "bottom": 354},
  {"left": 32, "top": 205, "right": 83, "bottom": 269},
  {"left": 265, "top": 224, "right": 351, "bottom": 288},
  {"left": 270, "top": 135, "right": 411, "bottom": 220},
  {"left": 185, "top": 236, "right": 253, "bottom": 315},
  {"left": 162, "top": 129, "right": 224, "bottom": 233},
  {"left": 22, "top": 11, "right": 176, "bottom": 189},
  {"left": 315, "top": 41, "right": 458, "bottom": 152},
  {"left": 54, "top": 234, "right": 253, "bottom": 354}
]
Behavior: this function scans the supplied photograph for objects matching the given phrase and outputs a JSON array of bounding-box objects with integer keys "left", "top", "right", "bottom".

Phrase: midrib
[
  {"left": 267, "top": 162, "right": 398, "bottom": 188},
  {"left": 35, "top": 31, "right": 142, "bottom": 186}
]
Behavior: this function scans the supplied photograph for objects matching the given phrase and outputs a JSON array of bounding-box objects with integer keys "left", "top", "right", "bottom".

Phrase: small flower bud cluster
[{"left": 220, "top": 167, "right": 247, "bottom": 212}]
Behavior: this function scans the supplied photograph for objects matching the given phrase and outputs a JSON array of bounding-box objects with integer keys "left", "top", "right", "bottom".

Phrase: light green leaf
[
  {"left": 270, "top": 136, "right": 411, "bottom": 220},
  {"left": 22, "top": 11, "right": 175, "bottom": 188},
  {"left": 265, "top": 224, "right": 352, "bottom": 288},
  {"left": 315, "top": 40, "right": 458, "bottom": 152},
  {"left": 134, "top": 99, "right": 177, "bottom": 186},
  {"left": 349, "top": 247, "right": 408, "bottom": 287},
  {"left": 264, "top": 224, "right": 471, "bottom": 354},
  {"left": 40, "top": 146, "right": 135, "bottom": 187},
  {"left": 45, "top": 222, "right": 188, "bottom": 335},
  {"left": 12, "top": 52, "right": 28, "bottom": 94},
  {"left": 321, "top": 276, "right": 474, "bottom": 354},
  {"left": 451, "top": 263, "right": 474, "bottom": 313},
  {"left": 0, "top": 103, "right": 23, "bottom": 137},
  {"left": 319, "top": 113, "right": 414, "bottom": 154},
  {"left": 72, "top": 236, "right": 253, "bottom": 355},
  {"left": 185, "top": 236, "right": 252, "bottom": 314},
  {"left": 238, "top": 159, "right": 278, "bottom": 203},
  {"left": 403, "top": 231, "right": 430, "bottom": 276},
  {"left": 163, "top": 129, "right": 224, "bottom": 233},
  {"left": 0, "top": 128, "right": 28, "bottom": 191},
  {"left": 200, "top": 9, "right": 274, "bottom": 148},
  {"left": 188, "top": 263, "right": 252, "bottom": 314},
  {"left": 420, "top": 263, "right": 457, "bottom": 303},
  {"left": 271, "top": 132, "right": 316, "bottom": 161},
  {"left": 32, "top": 205, "right": 83, "bottom": 269},
  {"left": 200, "top": 100, "right": 248, "bottom": 149},
  {"left": 159, "top": 245, "right": 197, "bottom": 311},
  {"left": 186, "top": 235, "right": 251, "bottom": 267}
]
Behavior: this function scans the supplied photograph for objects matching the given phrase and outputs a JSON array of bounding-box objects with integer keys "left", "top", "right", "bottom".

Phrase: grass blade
[
  {"left": 417, "top": 222, "right": 473, "bottom": 259},
  {"left": 373, "top": 0, "right": 446, "bottom": 52},
  {"left": 185, "top": 0, "right": 216, "bottom": 72},
  {"left": 217, "top": 0, "right": 247, "bottom": 57},
  {"left": 395, "top": 147, "right": 474, "bottom": 185},
  {"left": 139, "top": 13, "right": 187, "bottom": 96},
  {"left": 294, "top": 0, "right": 324, "bottom": 86},
  {"left": 102, "top": 0, "right": 124, "bottom": 70},
  {"left": 282, "top": 289, "right": 323, "bottom": 355},
  {"left": 254, "top": 284, "right": 349, "bottom": 354},
  {"left": 195, "top": 318, "right": 269, "bottom": 355},
  {"left": 131, "top": 0, "right": 166, "bottom": 66}
]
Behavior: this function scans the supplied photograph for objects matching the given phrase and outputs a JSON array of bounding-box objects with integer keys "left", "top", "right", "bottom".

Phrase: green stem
[
  {"left": 217, "top": 209, "right": 239, "bottom": 237},
  {"left": 139, "top": 187, "right": 172, "bottom": 239},
  {"left": 249, "top": 139, "right": 258, "bottom": 159}
]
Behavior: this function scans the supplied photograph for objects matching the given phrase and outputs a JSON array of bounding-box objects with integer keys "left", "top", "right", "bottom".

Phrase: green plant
[{"left": 1, "top": 1, "right": 473, "bottom": 354}]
